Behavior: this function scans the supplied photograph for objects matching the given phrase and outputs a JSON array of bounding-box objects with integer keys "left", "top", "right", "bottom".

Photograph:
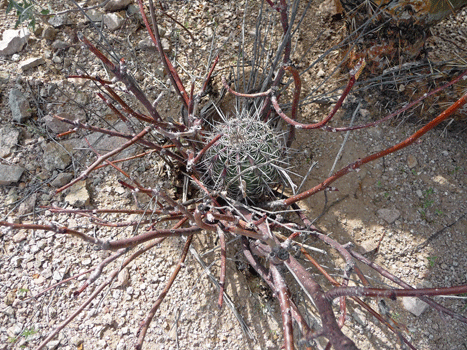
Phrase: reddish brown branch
[
  {"left": 137, "top": 0, "right": 189, "bottom": 108},
  {"left": 217, "top": 226, "right": 227, "bottom": 308},
  {"left": 222, "top": 75, "right": 272, "bottom": 98},
  {"left": 272, "top": 59, "right": 365, "bottom": 130},
  {"left": 281, "top": 91, "right": 467, "bottom": 206},
  {"left": 330, "top": 67, "right": 467, "bottom": 132},
  {"left": 56, "top": 127, "right": 152, "bottom": 193},
  {"left": 136, "top": 225, "right": 192, "bottom": 349},
  {"left": 326, "top": 285, "right": 467, "bottom": 301},
  {"left": 348, "top": 248, "right": 467, "bottom": 323},
  {"left": 271, "top": 263, "right": 294, "bottom": 350},
  {"left": 78, "top": 33, "right": 162, "bottom": 122}
]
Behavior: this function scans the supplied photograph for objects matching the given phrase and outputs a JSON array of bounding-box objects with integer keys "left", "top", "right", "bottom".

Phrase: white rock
[
  {"left": 402, "top": 297, "right": 429, "bottom": 316},
  {"left": 48, "top": 14, "right": 69, "bottom": 27},
  {"left": 104, "top": 13, "right": 124, "bottom": 31},
  {"left": 19, "top": 56, "right": 45, "bottom": 71},
  {"left": 0, "top": 28, "right": 30, "bottom": 56},
  {"left": 377, "top": 208, "right": 400, "bottom": 224},
  {"left": 65, "top": 181, "right": 90, "bottom": 208}
]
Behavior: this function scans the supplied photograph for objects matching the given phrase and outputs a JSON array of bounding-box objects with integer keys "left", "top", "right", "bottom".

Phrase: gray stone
[
  {"left": 402, "top": 297, "right": 429, "bottom": 316},
  {"left": 137, "top": 37, "right": 153, "bottom": 50},
  {"left": 17, "top": 193, "right": 37, "bottom": 216},
  {"left": 104, "top": 13, "right": 124, "bottom": 31},
  {"left": 0, "top": 164, "right": 25, "bottom": 185},
  {"left": 87, "top": 121, "right": 135, "bottom": 158},
  {"left": 65, "top": 180, "right": 90, "bottom": 207},
  {"left": 0, "top": 126, "right": 20, "bottom": 157},
  {"left": 84, "top": 9, "right": 104, "bottom": 22},
  {"left": 43, "top": 113, "right": 77, "bottom": 134},
  {"left": 9, "top": 88, "right": 31, "bottom": 123},
  {"left": 407, "top": 154, "right": 418, "bottom": 169},
  {"left": 19, "top": 56, "right": 45, "bottom": 71},
  {"left": 48, "top": 14, "right": 69, "bottom": 27},
  {"left": 53, "top": 55, "right": 62, "bottom": 64},
  {"left": 51, "top": 40, "right": 69, "bottom": 50},
  {"left": 50, "top": 173, "right": 74, "bottom": 188},
  {"left": 104, "top": 0, "right": 133, "bottom": 12},
  {"left": 138, "top": 36, "right": 170, "bottom": 53},
  {"left": 42, "top": 142, "right": 72, "bottom": 171},
  {"left": 377, "top": 208, "right": 401, "bottom": 224},
  {"left": 0, "top": 28, "right": 30, "bottom": 56},
  {"left": 42, "top": 26, "right": 58, "bottom": 41}
]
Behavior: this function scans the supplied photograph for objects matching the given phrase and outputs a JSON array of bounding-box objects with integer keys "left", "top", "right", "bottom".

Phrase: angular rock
[
  {"left": 48, "top": 14, "right": 69, "bottom": 27},
  {"left": 0, "top": 126, "right": 20, "bottom": 157},
  {"left": 402, "top": 297, "right": 429, "bottom": 316},
  {"left": 377, "top": 208, "right": 400, "bottom": 224},
  {"left": 104, "top": 13, "right": 124, "bottom": 31},
  {"left": 0, "top": 28, "right": 30, "bottom": 56},
  {"left": 50, "top": 173, "right": 74, "bottom": 188},
  {"left": 19, "top": 56, "right": 45, "bottom": 71},
  {"left": 42, "top": 26, "right": 58, "bottom": 41},
  {"left": 84, "top": 9, "right": 104, "bottom": 22},
  {"left": 42, "top": 142, "right": 72, "bottom": 171},
  {"left": 51, "top": 39, "right": 69, "bottom": 50},
  {"left": 0, "top": 164, "right": 25, "bottom": 185},
  {"left": 0, "top": 71, "right": 9, "bottom": 84},
  {"left": 9, "top": 88, "right": 31, "bottom": 123},
  {"left": 87, "top": 121, "right": 135, "bottom": 158},
  {"left": 43, "top": 113, "right": 77, "bottom": 134},
  {"left": 12, "top": 230, "right": 28, "bottom": 243},
  {"left": 65, "top": 180, "right": 90, "bottom": 207},
  {"left": 407, "top": 154, "right": 418, "bottom": 169},
  {"left": 104, "top": 0, "right": 133, "bottom": 12},
  {"left": 46, "top": 340, "right": 60, "bottom": 350},
  {"left": 17, "top": 193, "right": 37, "bottom": 216},
  {"left": 138, "top": 36, "right": 170, "bottom": 53}
]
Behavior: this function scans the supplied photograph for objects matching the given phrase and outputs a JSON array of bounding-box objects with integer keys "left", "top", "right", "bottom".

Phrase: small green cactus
[{"left": 203, "top": 113, "right": 286, "bottom": 200}]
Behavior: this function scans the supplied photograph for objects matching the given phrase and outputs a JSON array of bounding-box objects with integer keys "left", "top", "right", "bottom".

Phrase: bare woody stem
[
  {"left": 270, "top": 264, "right": 294, "bottom": 350},
  {"left": 135, "top": 221, "right": 191, "bottom": 349},
  {"left": 271, "top": 59, "right": 365, "bottom": 130},
  {"left": 348, "top": 248, "right": 467, "bottom": 323},
  {"left": 282, "top": 91, "right": 467, "bottom": 206},
  {"left": 221, "top": 76, "right": 272, "bottom": 98},
  {"left": 51, "top": 115, "right": 185, "bottom": 163},
  {"left": 56, "top": 127, "right": 152, "bottom": 193},
  {"left": 325, "top": 285, "right": 467, "bottom": 301},
  {"left": 330, "top": 67, "right": 467, "bottom": 132},
  {"left": 34, "top": 238, "right": 165, "bottom": 350},
  {"left": 77, "top": 33, "right": 162, "bottom": 122},
  {"left": 0, "top": 221, "right": 200, "bottom": 251},
  {"left": 285, "top": 256, "right": 358, "bottom": 350},
  {"left": 137, "top": 0, "right": 189, "bottom": 108}
]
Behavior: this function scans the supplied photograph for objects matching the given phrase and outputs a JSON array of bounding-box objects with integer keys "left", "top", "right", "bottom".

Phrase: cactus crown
[{"left": 202, "top": 109, "right": 286, "bottom": 201}]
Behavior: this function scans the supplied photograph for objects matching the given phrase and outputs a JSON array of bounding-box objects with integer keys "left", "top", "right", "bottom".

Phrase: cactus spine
[{"left": 202, "top": 111, "right": 286, "bottom": 201}]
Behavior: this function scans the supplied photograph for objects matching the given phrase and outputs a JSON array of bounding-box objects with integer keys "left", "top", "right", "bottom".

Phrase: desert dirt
[{"left": 0, "top": 1, "right": 466, "bottom": 350}]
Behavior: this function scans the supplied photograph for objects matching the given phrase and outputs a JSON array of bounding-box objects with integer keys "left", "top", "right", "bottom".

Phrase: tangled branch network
[{"left": 2, "top": 1, "right": 467, "bottom": 349}]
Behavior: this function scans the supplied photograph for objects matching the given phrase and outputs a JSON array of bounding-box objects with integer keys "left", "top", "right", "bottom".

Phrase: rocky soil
[{"left": 1, "top": 1, "right": 467, "bottom": 350}]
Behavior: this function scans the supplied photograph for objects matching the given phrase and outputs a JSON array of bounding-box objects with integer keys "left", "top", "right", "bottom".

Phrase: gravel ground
[{"left": 1, "top": 1, "right": 466, "bottom": 350}]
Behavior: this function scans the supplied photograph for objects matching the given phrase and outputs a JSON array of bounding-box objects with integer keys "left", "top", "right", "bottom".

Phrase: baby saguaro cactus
[{"left": 202, "top": 111, "right": 286, "bottom": 201}]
